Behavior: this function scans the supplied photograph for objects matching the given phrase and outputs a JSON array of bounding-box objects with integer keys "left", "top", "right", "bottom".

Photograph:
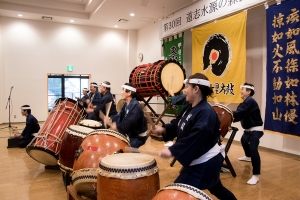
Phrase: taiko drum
[
  {"left": 97, "top": 153, "right": 160, "bottom": 200},
  {"left": 129, "top": 59, "right": 186, "bottom": 97},
  {"left": 152, "top": 183, "right": 212, "bottom": 200},
  {"left": 71, "top": 129, "right": 130, "bottom": 199},
  {"left": 212, "top": 103, "right": 233, "bottom": 137},
  {"left": 26, "top": 98, "right": 85, "bottom": 166}
]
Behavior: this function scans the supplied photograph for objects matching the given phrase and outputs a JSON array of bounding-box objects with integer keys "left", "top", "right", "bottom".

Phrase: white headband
[
  {"left": 90, "top": 83, "right": 98, "bottom": 87},
  {"left": 101, "top": 82, "right": 111, "bottom": 88},
  {"left": 184, "top": 79, "right": 211, "bottom": 87},
  {"left": 241, "top": 85, "right": 254, "bottom": 91},
  {"left": 21, "top": 106, "right": 31, "bottom": 110},
  {"left": 82, "top": 88, "right": 89, "bottom": 91},
  {"left": 122, "top": 85, "right": 136, "bottom": 92}
]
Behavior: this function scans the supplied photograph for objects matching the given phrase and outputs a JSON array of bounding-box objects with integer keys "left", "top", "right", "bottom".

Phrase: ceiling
[{"left": 0, "top": 0, "right": 195, "bottom": 30}]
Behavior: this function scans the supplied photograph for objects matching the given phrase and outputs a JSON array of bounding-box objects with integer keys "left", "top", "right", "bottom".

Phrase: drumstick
[
  {"left": 104, "top": 102, "right": 112, "bottom": 128},
  {"left": 125, "top": 147, "right": 159, "bottom": 156}
]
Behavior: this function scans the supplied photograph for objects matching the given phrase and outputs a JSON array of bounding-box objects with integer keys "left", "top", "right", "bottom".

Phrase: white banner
[{"left": 161, "top": 0, "right": 267, "bottom": 38}]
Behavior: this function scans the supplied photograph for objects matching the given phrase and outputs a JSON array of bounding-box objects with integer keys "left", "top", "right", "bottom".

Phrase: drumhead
[
  {"left": 67, "top": 125, "right": 94, "bottom": 138},
  {"left": 160, "top": 60, "right": 185, "bottom": 95},
  {"left": 26, "top": 146, "right": 58, "bottom": 166},
  {"left": 71, "top": 168, "right": 97, "bottom": 199},
  {"left": 213, "top": 103, "right": 233, "bottom": 117},
  {"left": 89, "top": 129, "right": 130, "bottom": 146},
  {"left": 158, "top": 183, "right": 212, "bottom": 200},
  {"left": 98, "top": 153, "right": 158, "bottom": 179},
  {"left": 79, "top": 119, "right": 102, "bottom": 128}
]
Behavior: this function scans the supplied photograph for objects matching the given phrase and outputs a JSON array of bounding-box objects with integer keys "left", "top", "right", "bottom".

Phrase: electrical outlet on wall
[{"left": 14, "top": 115, "right": 16, "bottom": 118}]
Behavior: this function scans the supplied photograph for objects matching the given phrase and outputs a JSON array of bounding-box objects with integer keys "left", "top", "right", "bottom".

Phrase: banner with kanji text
[
  {"left": 192, "top": 12, "right": 247, "bottom": 103},
  {"left": 264, "top": 0, "right": 300, "bottom": 136}
]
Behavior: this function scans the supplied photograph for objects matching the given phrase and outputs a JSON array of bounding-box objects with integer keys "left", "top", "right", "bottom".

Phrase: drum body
[
  {"left": 97, "top": 153, "right": 160, "bottom": 200},
  {"left": 79, "top": 119, "right": 102, "bottom": 129},
  {"left": 129, "top": 60, "right": 186, "bottom": 97},
  {"left": 72, "top": 130, "right": 130, "bottom": 198},
  {"left": 26, "top": 98, "right": 85, "bottom": 166},
  {"left": 58, "top": 125, "right": 94, "bottom": 172},
  {"left": 152, "top": 183, "right": 212, "bottom": 200},
  {"left": 212, "top": 103, "right": 233, "bottom": 137}
]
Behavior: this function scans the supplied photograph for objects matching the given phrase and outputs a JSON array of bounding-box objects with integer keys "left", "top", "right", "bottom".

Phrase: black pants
[
  {"left": 19, "top": 139, "right": 32, "bottom": 148},
  {"left": 241, "top": 130, "right": 264, "bottom": 175}
]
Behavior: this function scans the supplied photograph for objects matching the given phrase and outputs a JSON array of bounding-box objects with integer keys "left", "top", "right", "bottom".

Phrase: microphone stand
[{"left": 0, "top": 86, "right": 17, "bottom": 131}]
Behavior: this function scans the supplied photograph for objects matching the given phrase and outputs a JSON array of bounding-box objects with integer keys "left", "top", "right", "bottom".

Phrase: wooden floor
[{"left": 0, "top": 123, "right": 300, "bottom": 200}]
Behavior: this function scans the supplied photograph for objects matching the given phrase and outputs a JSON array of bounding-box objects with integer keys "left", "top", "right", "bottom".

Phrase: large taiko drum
[
  {"left": 79, "top": 119, "right": 102, "bottom": 129},
  {"left": 129, "top": 60, "right": 186, "bottom": 97},
  {"left": 71, "top": 129, "right": 130, "bottom": 198},
  {"left": 97, "top": 153, "right": 160, "bottom": 200},
  {"left": 152, "top": 183, "right": 212, "bottom": 200},
  {"left": 26, "top": 98, "right": 85, "bottom": 166},
  {"left": 212, "top": 103, "right": 233, "bottom": 137},
  {"left": 58, "top": 125, "right": 94, "bottom": 173}
]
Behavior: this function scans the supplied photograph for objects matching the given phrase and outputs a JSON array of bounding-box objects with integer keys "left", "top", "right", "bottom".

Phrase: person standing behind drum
[
  {"left": 13, "top": 105, "right": 40, "bottom": 148},
  {"left": 233, "top": 83, "right": 264, "bottom": 185},
  {"left": 88, "top": 81, "right": 118, "bottom": 122},
  {"left": 76, "top": 88, "right": 90, "bottom": 108},
  {"left": 151, "top": 73, "right": 236, "bottom": 200},
  {"left": 104, "top": 83, "right": 148, "bottom": 148},
  {"left": 86, "top": 82, "right": 101, "bottom": 120}
]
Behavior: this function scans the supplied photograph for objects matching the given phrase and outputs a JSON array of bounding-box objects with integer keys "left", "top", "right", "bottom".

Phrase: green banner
[{"left": 163, "top": 33, "right": 184, "bottom": 64}]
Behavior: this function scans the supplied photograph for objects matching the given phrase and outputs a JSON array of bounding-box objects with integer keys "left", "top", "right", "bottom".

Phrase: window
[{"left": 47, "top": 74, "right": 90, "bottom": 111}]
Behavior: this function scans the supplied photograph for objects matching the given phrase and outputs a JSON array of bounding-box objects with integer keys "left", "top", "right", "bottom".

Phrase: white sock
[{"left": 247, "top": 175, "right": 259, "bottom": 185}]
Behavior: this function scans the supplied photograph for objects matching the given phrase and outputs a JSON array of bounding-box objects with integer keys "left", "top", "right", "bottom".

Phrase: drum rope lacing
[{"left": 29, "top": 99, "right": 85, "bottom": 153}]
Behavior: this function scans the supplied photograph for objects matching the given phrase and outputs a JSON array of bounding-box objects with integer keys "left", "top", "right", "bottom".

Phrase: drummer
[
  {"left": 86, "top": 82, "right": 102, "bottom": 120},
  {"left": 96, "top": 81, "right": 118, "bottom": 119},
  {"left": 151, "top": 73, "right": 237, "bottom": 200},
  {"left": 104, "top": 83, "right": 148, "bottom": 148},
  {"left": 76, "top": 88, "right": 90, "bottom": 108},
  {"left": 12, "top": 105, "right": 40, "bottom": 148}
]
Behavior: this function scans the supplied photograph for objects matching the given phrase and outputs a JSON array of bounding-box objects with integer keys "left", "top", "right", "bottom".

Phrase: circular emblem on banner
[{"left": 202, "top": 34, "right": 232, "bottom": 77}]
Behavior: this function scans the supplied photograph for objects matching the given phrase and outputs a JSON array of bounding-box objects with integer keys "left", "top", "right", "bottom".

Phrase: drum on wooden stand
[
  {"left": 79, "top": 119, "right": 102, "bottom": 129},
  {"left": 26, "top": 98, "right": 85, "bottom": 166},
  {"left": 58, "top": 125, "right": 94, "bottom": 173},
  {"left": 212, "top": 103, "right": 233, "bottom": 138},
  {"left": 97, "top": 153, "right": 160, "bottom": 200},
  {"left": 129, "top": 59, "right": 186, "bottom": 97},
  {"left": 71, "top": 129, "right": 130, "bottom": 199},
  {"left": 152, "top": 183, "right": 212, "bottom": 200}
]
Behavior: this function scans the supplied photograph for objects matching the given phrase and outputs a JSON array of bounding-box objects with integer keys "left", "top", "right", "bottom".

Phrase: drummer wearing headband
[
  {"left": 97, "top": 81, "right": 117, "bottom": 118},
  {"left": 151, "top": 73, "right": 236, "bottom": 200},
  {"left": 233, "top": 83, "right": 264, "bottom": 185},
  {"left": 104, "top": 83, "right": 148, "bottom": 148},
  {"left": 86, "top": 82, "right": 102, "bottom": 120},
  {"left": 12, "top": 105, "right": 40, "bottom": 148},
  {"left": 76, "top": 88, "right": 90, "bottom": 108}
]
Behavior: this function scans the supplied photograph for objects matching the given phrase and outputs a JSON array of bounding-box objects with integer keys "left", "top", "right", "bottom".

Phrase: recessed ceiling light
[
  {"left": 130, "top": 13, "right": 135, "bottom": 16},
  {"left": 114, "top": 25, "right": 118, "bottom": 28},
  {"left": 70, "top": 20, "right": 74, "bottom": 23},
  {"left": 18, "top": 14, "right": 23, "bottom": 17}
]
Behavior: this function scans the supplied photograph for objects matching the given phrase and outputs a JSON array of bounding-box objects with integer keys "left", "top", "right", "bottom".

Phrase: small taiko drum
[
  {"left": 129, "top": 59, "right": 186, "bottom": 97},
  {"left": 97, "top": 153, "right": 160, "bottom": 200},
  {"left": 27, "top": 98, "right": 85, "bottom": 166},
  {"left": 152, "top": 183, "right": 212, "bottom": 200},
  {"left": 79, "top": 119, "right": 102, "bottom": 129},
  {"left": 58, "top": 125, "right": 94, "bottom": 173},
  {"left": 212, "top": 103, "right": 233, "bottom": 137},
  {"left": 71, "top": 129, "right": 130, "bottom": 198}
]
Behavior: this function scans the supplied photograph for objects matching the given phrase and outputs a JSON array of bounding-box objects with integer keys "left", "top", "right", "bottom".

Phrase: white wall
[
  {"left": 0, "top": 17, "right": 135, "bottom": 122},
  {"left": 136, "top": 5, "right": 300, "bottom": 155}
]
